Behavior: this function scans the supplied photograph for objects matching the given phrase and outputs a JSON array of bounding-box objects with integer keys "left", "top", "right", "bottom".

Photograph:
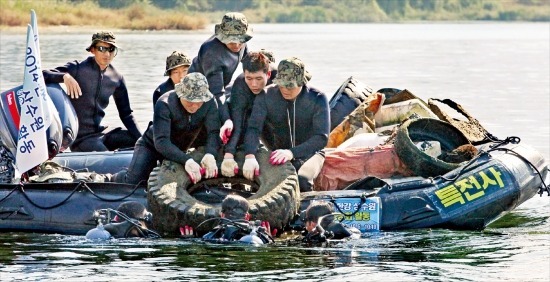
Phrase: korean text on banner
[
  {"left": 31, "top": 9, "right": 56, "bottom": 127},
  {"left": 15, "top": 24, "right": 50, "bottom": 173}
]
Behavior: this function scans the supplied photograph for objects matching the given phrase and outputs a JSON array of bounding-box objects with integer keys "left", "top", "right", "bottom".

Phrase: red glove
[
  {"left": 220, "top": 120, "right": 233, "bottom": 145},
  {"left": 179, "top": 225, "right": 194, "bottom": 238}
]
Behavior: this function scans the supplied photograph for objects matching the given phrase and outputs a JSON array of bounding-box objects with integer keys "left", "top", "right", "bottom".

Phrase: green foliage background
[
  {"left": 1, "top": 0, "right": 548, "bottom": 31},
  {"left": 94, "top": 0, "right": 550, "bottom": 22}
]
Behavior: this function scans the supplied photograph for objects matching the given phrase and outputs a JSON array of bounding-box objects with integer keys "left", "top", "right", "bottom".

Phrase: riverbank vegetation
[
  {"left": 1, "top": 0, "right": 548, "bottom": 31},
  {"left": 0, "top": 0, "right": 207, "bottom": 30}
]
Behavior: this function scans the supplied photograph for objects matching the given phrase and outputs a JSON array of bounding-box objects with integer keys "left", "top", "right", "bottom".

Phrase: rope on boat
[
  {"left": 435, "top": 135, "right": 549, "bottom": 196},
  {"left": 435, "top": 135, "right": 520, "bottom": 183},
  {"left": 0, "top": 184, "right": 23, "bottom": 220},
  {"left": 0, "top": 184, "right": 19, "bottom": 205},
  {"left": 20, "top": 181, "right": 85, "bottom": 209},
  {"left": 435, "top": 153, "right": 483, "bottom": 183},
  {"left": 81, "top": 180, "right": 145, "bottom": 202},
  {"left": 329, "top": 193, "right": 369, "bottom": 222},
  {"left": 0, "top": 180, "right": 145, "bottom": 211},
  {"left": 488, "top": 148, "right": 550, "bottom": 197},
  {"left": 483, "top": 135, "right": 548, "bottom": 196}
]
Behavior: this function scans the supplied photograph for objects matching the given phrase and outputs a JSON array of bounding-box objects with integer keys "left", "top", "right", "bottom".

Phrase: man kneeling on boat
[
  {"left": 201, "top": 195, "right": 274, "bottom": 245},
  {"left": 112, "top": 72, "right": 220, "bottom": 185},
  {"left": 301, "top": 201, "right": 360, "bottom": 244}
]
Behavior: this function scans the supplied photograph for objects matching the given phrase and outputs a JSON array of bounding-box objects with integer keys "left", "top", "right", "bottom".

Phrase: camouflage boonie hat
[
  {"left": 273, "top": 57, "right": 312, "bottom": 88},
  {"left": 259, "top": 49, "right": 275, "bottom": 63},
  {"left": 164, "top": 51, "right": 192, "bottom": 76},
  {"left": 214, "top": 12, "right": 253, "bottom": 44},
  {"left": 86, "top": 31, "right": 118, "bottom": 51},
  {"left": 175, "top": 73, "right": 213, "bottom": 102}
]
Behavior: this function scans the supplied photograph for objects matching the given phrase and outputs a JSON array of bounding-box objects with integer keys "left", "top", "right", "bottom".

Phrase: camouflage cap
[
  {"left": 273, "top": 57, "right": 312, "bottom": 88},
  {"left": 214, "top": 12, "right": 253, "bottom": 44},
  {"left": 86, "top": 31, "right": 118, "bottom": 51},
  {"left": 259, "top": 49, "right": 275, "bottom": 63},
  {"left": 164, "top": 51, "right": 192, "bottom": 76},
  {"left": 175, "top": 73, "right": 214, "bottom": 102}
]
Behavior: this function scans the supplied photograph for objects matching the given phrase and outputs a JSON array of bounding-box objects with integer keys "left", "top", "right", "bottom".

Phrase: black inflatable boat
[
  {"left": 0, "top": 140, "right": 547, "bottom": 236},
  {"left": 1, "top": 81, "right": 548, "bottom": 236}
]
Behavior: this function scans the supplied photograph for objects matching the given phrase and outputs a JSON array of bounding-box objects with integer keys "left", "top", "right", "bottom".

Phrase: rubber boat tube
[{"left": 297, "top": 142, "right": 548, "bottom": 231}]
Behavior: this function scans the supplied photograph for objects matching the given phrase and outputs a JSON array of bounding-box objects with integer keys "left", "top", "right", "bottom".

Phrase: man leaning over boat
[
  {"left": 242, "top": 57, "right": 330, "bottom": 192},
  {"left": 220, "top": 50, "right": 277, "bottom": 177},
  {"left": 112, "top": 73, "right": 220, "bottom": 185}
]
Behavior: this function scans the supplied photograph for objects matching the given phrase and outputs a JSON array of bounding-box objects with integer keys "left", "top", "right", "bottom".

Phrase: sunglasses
[{"left": 96, "top": 46, "right": 117, "bottom": 54}]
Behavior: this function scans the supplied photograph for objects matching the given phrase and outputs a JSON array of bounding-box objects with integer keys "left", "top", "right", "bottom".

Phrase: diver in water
[
  {"left": 201, "top": 195, "right": 274, "bottom": 244},
  {"left": 301, "top": 201, "right": 361, "bottom": 244},
  {"left": 86, "top": 201, "right": 160, "bottom": 239}
]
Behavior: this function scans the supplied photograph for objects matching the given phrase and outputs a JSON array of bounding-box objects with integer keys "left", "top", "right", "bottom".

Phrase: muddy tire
[
  {"left": 394, "top": 118, "right": 471, "bottom": 178},
  {"left": 147, "top": 147, "right": 300, "bottom": 237}
]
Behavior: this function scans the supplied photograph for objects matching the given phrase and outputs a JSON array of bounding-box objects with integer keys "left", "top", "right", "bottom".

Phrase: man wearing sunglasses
[{"left": 43, "top": 31, "right": 141, "bottom": 152}]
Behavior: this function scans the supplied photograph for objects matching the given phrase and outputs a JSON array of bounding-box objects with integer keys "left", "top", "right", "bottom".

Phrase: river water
[{"left": 0, "top": 23, "right": 549, "bottom": 281}]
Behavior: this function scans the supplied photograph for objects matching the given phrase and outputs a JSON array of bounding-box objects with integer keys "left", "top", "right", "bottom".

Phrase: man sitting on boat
[
  {"left": 42, "top": 31, "right": 142, "bottom": 152},
  {"left": 301, "top": 201, "right": 361, "bottom": 244},
  {"left": 242, "top": 57, "right": 330, "bottom": 192},
  {"left": 112, "top": 73, "right": 220, "bottom": 185},
  {"left": 202, "top": 195, "right": 274, "bottom": 244},
  {"left": 220, "top": 50, "right": 277, "bottom": 177}
]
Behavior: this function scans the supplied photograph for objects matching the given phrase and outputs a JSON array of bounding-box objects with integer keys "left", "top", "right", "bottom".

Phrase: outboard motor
[
  {"left": 0, "top": 86, "right": 19, "bottom": 154},
  {"left": 0, "top": 83, "right": 78, "bottom": 159},
  {"left": 46, "top": 83, "right": 78, "bottom": 152}
]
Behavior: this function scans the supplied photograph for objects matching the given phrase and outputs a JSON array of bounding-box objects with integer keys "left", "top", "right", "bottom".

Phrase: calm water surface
[{"left": 1, "top": 23, "right": 549, "bottom": 281}]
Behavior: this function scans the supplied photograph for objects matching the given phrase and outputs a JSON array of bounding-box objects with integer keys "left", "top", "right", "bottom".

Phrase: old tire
[
  {"left": 394, "top": 118, "right": 471, "bottom": 178},
  {"left": 147, "top": 147, "right": 300, "bottom": 237},
  {"left": 329, "top": 76, "right": 373, "bottom": 131}
]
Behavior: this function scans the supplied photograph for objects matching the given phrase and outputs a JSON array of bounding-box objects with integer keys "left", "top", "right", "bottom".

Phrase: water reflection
[
  {"left": 1, "top": 224, "right": 548, "bottom": 281},
  {"left": 0, "top": 23, "right": 549, "bottom": 281}
]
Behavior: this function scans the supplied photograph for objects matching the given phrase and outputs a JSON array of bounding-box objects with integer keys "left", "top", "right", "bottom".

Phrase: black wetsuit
[
  {"left": 152, "top": 78, "right": 175, "bottom": 107},
  {"left": 117, "top": 91, "right": 220, "bottom": 184},
  {"left": 224, "top": 68, "right": 277, "bottom": 155},
  {"left": 43, "top": 56, "right": 141, "bottom": 152},
  {"left": 202, "top": 220, "right": 273, "bottom": 244},
  {"left": 303, "top": 221, "right": 361, "bottom": 244},
  {"left": 189, "top": 36, "right": 248, "bottom": 123},
  {"left": 243, "top": 84, "right": 330, "bottom": 191}
]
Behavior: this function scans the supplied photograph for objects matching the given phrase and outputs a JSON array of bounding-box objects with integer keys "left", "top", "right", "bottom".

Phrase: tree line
[
  {"left": 78, "top": 0, "right": 550, "bottom": 22},
  {"left": 1, "top": 0, "right": 548, "bottom": 30}
]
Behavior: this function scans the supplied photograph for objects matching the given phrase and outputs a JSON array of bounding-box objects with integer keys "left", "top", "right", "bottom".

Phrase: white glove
[
  {"left": 200, "top": 153, "right": 218, "bottom": 178},
  {"left": 270, "top": 149, "right": 293, "bottom": 165},
  {"left": 220, "top": 119, "right": 233, "bottom": 144},
  {"left": 221, "top": 154, "right": 239, "bottom": 177},
  {"left": 185, "top": 159, "right": 202, "bottom": 184},
  {"left": 243, "top": 156, "right": 260, "bottom": 181}
]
